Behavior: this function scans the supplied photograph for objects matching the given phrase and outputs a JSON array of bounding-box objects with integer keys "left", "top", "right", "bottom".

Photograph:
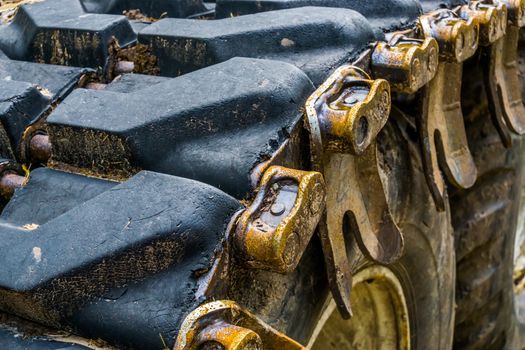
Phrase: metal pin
[
  {"left": 0, "top": 172, "right": 25, "bottom": 199},
  {"left": 114, "top": 61, "right": 135, "bottom": 75},
  {"left": 30, "top": 134, "right": 52, "bottom": 163}
]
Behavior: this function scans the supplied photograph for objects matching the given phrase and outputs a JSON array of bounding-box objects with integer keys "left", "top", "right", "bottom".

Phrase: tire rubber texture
[
  {"left": 450, "top": 54, "right": 525, "bottom": 350},
  {"left": 309, "top": 118, "right": 455, "bottom": 349},
  {"left": 377, "top": 118, "right": 455, "bottom": 350},
  {"left": 0, "top": 1, "right": 463, "bottom": 349}
]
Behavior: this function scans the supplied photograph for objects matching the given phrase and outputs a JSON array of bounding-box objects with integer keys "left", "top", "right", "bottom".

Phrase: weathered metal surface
[
  {"left": 84, "top": 82, "right": 107, "bottom": 90},
  {"left": 234, "top": 166, "right": 326, "bottom": 273},
  {"left": 0, "top": 173, "right": 24, "bottom": 199},
  {"left": 29, "top": 134, "right": 51, "bottom": 163},
  {"left": 196, "top": 321, "right": 263, "bottom": 350},
  {"left": 174, "top": 301, "right": 305, "bottom": 350},
  {"left": 501, "top": 0, "right": 525, "bottom": 26},
  {"left": 416, "top": 9, "right": 479, "bottom": 210},
  {"left": 372, "top": 36, "right": 439, "bottom": 93},
  {"left": 113, "top": 60, "right": 135, "bottom": 76},
  {"left": 0, "top": 159, "right": 24, "bottom": 199},
  {"left": 0, "top": 0, "right": 524, "bottom": 348},
  {"left": 459, "top": 0, "right": 507, "bottom": 46},
  {"left": 305, "top": 65, "right": 403, "bottom": 319},
  {"left": 482, "top": 0, "right": 525, "bottom": 146},
  {"left": 306, "top": 66, "right": 391, "bottom": 157},
  {"left": 419, "top": 9, "right": 479, "bottom": 62}
]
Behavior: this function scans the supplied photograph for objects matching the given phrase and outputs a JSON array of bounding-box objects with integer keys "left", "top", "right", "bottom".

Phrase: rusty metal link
[
  {"left": 482, "top": 0, "right": 525, "bottom": 147},
  {"left": 196, "top": 322, "right": 262, "bottom": 350},
  {"left": 419, "top": 9, "right": 479, "bottom": 62},
  {"left": 305, "top": 65, "right": 403, "bottom": 319},
  {"left": 416, "top": 9, "right": 479, "bottom": 211},
  {"left": 500, "top": 0, "right": 525, "bottom": 26},
  {"left": 0, "top": 159, "right": 25, "bottom": 199},
  {"left": 306, "top": 66, "right": 390, "bottom": 156},
  {"left": 234, "top": 166, "right": 326, "bottom": 273},
  {"left": 174, "top": 300, "right": 305, "bottom": 350},
  {"left": 459, "top": 1, "right": 507, "bottom": 46},
  {"left": 371, "top": 36, "right": 439, "bottom": 93}
]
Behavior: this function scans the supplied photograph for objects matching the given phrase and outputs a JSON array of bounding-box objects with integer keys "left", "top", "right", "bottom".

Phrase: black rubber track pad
[
  {"left": 138, "top": 6, "right": 379, "bottom": 84},
  {"left": 215, "top": 0, "right": 423, "bottom": 32},
  {"left": 47, "top": 57, "right": 315, "bottom": 199},
  {"left": 0, "top": 168, "right": 241, "bottom": 349}
]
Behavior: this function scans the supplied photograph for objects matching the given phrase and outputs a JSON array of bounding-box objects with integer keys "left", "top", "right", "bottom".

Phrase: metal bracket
[
  {"left": 459, "top": 1, "right": 507, "bottom": 46},
  {"left": 481, "top": 0, "right": 525, "bottom": 147},
  {"left": 372, "top": 36, "right": 440, "bottom": 93},
  {"left": 501, "top": 0, "right": 525, "bottom": 27},
  {"left": 234, "top": 166, "right": 326, "bottom": 273},
  {"left": 417, "top": 9, "right": 479, "bottom": 211},
  {"left": 305, "top": 65, "right": 391, "bottom": 162},
  {"left": 305, "top": 65, "right": 403, "bottom": 319},
  {"left": 174, "top": 300, "right": 305, "bottom": 350},
  {"left": 419, "top": 9, "right": 479, "bottom": 63}
]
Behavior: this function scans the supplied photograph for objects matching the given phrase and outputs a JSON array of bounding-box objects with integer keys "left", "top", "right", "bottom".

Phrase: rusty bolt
[
  {"left": 0, "top": 172, "right": 25, "bottom": 199},
  {"left": 30, "top": 134, "right": 52, "bottom": 163},
  {"left": 270, "top": 203, "right": 285, "bottom": 216},
  {"left": 114, "top": 60, "right": 135, "bottom": 75},
  {"left": 85, "top": 82, "right": 107, "bottom": 90}
]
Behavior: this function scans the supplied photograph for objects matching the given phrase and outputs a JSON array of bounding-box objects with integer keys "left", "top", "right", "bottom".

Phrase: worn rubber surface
[
  {"left": 446, "top": 46, "right": 525, "bottom": 349},
  {"left": 214, "top": 0, "right": 423, "bottom": 30},
  {"left": 0, "top": 168, "right": 241, "bottom": 349},
  {"left": 0, "top": 1, "right": 419, "bottom": 348},
  {"left": 0, "top": 0, "right": 521, "bottom": 349}
]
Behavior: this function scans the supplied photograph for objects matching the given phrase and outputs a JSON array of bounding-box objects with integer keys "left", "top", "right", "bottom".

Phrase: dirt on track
[{"left": 0, "top": 0, "right": 42, "bottom": 23}]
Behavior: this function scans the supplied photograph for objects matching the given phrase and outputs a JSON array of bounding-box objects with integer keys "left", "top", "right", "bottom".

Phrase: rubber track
[{"left": 451, "top": 62, "right": 524, "bottom": 349}]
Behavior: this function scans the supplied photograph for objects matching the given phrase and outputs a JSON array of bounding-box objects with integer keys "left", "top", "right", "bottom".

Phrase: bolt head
[
  {"left": 344, "top": 96, "right": 359, "bottom": 105},
  {"left": 270, "top": 203, "right": 286, "bottom": 216}
]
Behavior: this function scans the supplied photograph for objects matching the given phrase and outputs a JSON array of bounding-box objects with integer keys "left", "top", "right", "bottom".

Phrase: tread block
[
  {"left": 138, "top": 7, "right": 379, "bottom": 84},
  {"left": 47, "top": 57, "right": 314, "bottom": 198},
  {"left": 80, "top": 0, "right": 208, "bottom": 19},
  {"left": 1, "top": 168, "right": 115, "bottom": 227},
  {"left": 0, "top": 57, "right": 89, "bottom": 101},
  {"left": 104, "top": 73, "right": 170, "bottom": 93},
  {"left": 0, "top": 56, "right": 87, "bottom": 159},
  {"left": 0, "top": 0, "right": 136, "bottom": 67},
  {"left": 0, "top": 325, "right": 89, "bottom": 350},
  {"left": 419, "top": 0, "right": 467, "bottom": 12},
  {"left": 0, "top": 168, "right": 240, "bottom": 348},
  {"left": 0, "top": 80, "right": 50, "bottom": 159},
  {"left": 69, "top": 266, "right": 209, "bottom": 349},
  {"left": 215, "top": 0, "right": 422, "bottom": 31}
]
